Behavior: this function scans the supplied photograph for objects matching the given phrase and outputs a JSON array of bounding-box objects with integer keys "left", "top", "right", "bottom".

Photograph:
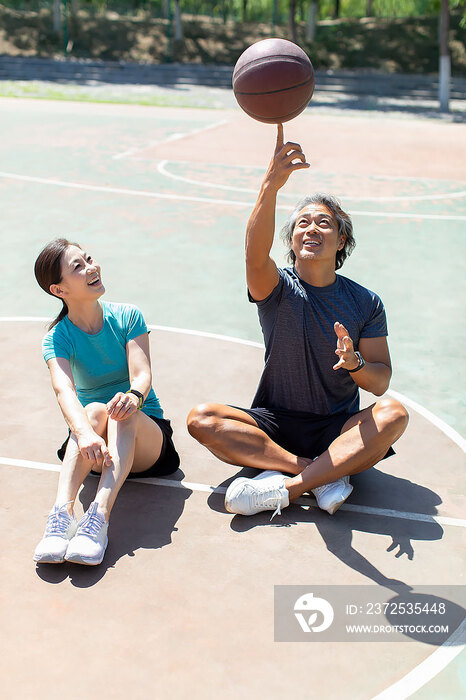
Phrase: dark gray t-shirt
[{"left": 249, "top": 267, "right": 388, "bottom": 416}]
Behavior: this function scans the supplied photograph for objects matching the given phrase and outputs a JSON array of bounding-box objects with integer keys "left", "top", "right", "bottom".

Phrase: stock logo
[{"left": 294, "top": 592, "right": 334, "bottom": 633}]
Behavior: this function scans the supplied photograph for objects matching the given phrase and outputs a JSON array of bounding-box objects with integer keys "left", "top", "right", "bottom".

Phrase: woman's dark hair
[
  {"left": 280, "top": 193, "right": 355, "bottom": 270},
  {"left": 34, "top": 238, "right": 81, "bottom": 330}
]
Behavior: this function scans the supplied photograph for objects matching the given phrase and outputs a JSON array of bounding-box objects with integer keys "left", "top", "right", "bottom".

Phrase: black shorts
[
  {"left": 57, "top": 415, "right": 180, "bottom": 478},
  {"left": 232, "top": 405, "right": 395, "bottom": 462}
]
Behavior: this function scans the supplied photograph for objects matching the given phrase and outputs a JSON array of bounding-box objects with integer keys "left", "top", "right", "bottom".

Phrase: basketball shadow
[
  {"left": 207, "top": 466, "right": 443, "bottom": 594},
  {"left": 35, "top": 469, "right": 191, "bottom": 587}
]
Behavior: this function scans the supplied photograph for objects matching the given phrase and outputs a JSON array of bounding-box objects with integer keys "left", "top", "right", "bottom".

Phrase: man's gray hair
[{"left": 280, "top": 193, "right": 355, "bottom": 270}]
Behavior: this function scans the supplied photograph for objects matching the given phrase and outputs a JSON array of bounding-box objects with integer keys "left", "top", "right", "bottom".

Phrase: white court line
[
  {"left": 3, "top": 314, "right": 465, "bottom": 696},
  {"left": 1, "top": 457, "right": 464, "bottom": 527},
  {"left": 0, "top": 170, "right": 465, "bottom": 220},
  {"left": 146, "top": 324, "right": 466, "bottom": 455},
  {"left": 157, "top": 159, "right": 466, "bottom": 203},
  {"left": 112, "top": 120, "right": 228, "bottom": 160},
  {"left": 0, "top": 317, "right": 465, "bottom": 454},
  {"left": 370, "top": 617, "right": 466, "bottom": 700}
]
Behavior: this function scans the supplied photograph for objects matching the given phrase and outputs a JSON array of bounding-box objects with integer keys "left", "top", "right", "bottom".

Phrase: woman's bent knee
[{"left": 85, "top": 402, "right": 108, "bottom": 428}]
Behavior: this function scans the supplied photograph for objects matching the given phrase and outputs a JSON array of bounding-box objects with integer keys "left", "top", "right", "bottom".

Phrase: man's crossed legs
[{"left": 187, "top": 398, "right": 409, "bottom": 517}]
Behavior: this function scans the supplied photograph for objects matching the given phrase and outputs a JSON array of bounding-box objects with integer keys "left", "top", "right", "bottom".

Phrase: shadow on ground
[
  {"left": 208, "top": 465, "right": 444, "bottom": 593},
  {"left": 35, "top": 469, "right": 191, "bottom": 586}
]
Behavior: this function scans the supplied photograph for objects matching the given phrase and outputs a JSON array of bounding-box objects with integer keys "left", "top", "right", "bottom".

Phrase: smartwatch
[
  {"left": 126, "top": 389, "right": 144, "bottom": 409},
  {"left": 347, "top": 351, "right": 366, "bottom": 373}
]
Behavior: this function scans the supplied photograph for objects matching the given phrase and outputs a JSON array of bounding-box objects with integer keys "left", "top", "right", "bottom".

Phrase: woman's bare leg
[
  {"left": 54, "top": 402, "right": 109, "bottom": 513},
  {"left": 91, "top": 411, "right": 163, "bottom": 521}
]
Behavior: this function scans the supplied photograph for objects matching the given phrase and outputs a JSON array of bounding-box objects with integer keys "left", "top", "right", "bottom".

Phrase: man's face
[{"left": 291, "top": 204, "right": 345, "bottom": 264}]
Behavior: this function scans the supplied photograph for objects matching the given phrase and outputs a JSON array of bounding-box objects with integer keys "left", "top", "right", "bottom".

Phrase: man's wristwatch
[
  {"left": 126, "top": 389, "right": 144, "bottom": 409},
  {"left": 347, "top": 351, "right": 366, "bottom": 373}
]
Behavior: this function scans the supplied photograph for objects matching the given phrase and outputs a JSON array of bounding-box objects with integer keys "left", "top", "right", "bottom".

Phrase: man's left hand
[{"left": 333, "top": 322, "right": 360, "bottom": 371}]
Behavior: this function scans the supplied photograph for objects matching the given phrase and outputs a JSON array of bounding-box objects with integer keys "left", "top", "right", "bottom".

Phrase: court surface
[{"left": 0, "top": 96, "right": 465, "bottom": 699}]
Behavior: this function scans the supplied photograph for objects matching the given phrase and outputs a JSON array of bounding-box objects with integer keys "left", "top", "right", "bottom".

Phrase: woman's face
[{"left": 51, "top": 245, "right": 105, "bottom": 302}]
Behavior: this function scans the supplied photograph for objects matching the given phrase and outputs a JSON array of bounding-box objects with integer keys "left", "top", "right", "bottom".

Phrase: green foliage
[
  {"left": 2, "top": 0, "right": 464, "bottom": 20},
  {"left": 317, "top": 1, "right": 464, "bottom": 19}
]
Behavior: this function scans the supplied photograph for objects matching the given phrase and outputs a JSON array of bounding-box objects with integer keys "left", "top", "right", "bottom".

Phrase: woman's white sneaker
[
  {"left": 65, "top": 502, "right": 108, "bottom": 566},
  {"left": 311, "top": 476, "right": 353, "bottom": 515},
  {"left": 225, "top": 470, "right": 290, "bottom": 519},
  {"left": 33, "top": 502, "right": 77, "bottom": 564}
]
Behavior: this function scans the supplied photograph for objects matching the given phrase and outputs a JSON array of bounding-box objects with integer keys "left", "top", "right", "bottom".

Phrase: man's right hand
[
  {"left": 77, "top": 431, "right": 113, "bottom": 467},
  {"left": 264, "top": 124, "right": 310, "bottom": 192}
]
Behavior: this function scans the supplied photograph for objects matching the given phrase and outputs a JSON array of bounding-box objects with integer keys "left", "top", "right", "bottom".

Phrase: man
[{"left": 187, "top": 125, "right": 408, "bottom": 519}]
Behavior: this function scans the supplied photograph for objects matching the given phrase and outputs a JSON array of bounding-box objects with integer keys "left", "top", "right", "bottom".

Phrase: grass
[{"left": 0, "top": 80, "right": 228, "bottom": 107}]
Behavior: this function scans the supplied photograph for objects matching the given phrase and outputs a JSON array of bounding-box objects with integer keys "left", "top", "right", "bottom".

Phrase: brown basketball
[{"left": 232, "top": 38, "right": 315, "bottom": 124}]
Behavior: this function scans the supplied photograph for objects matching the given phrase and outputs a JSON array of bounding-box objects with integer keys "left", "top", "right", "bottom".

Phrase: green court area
[
  {"left": 1, "top": 95, "right": 466, "bottom": 700},
  {"left": 1, "top": 97, "right": 465, "bottom": 439}
]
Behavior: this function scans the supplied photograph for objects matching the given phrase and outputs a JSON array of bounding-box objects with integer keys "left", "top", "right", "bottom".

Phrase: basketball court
[{"left": 0, "top": 96, "right": 465, "bottom": 699}]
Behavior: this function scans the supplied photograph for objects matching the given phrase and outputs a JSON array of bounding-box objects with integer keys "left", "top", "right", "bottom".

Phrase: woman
[{"left": 33, "top": 239, "right": 179, "bottom": 566}]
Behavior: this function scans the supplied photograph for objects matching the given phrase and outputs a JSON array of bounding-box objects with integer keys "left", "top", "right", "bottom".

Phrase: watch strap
[
  {"left": 347, "top": 351, "right": 366, "bottom": 373},
  {"left": 126, "top": 389, "right": 144, "bottom": 409}
]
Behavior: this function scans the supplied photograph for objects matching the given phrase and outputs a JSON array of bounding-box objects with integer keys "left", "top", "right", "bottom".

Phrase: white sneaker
[
  {"left": 33, "top": 502, "right": 77, "bottom": 564},
  {"left": 65, "top": 502, "right": 108, "bottom": 566},
  {"left": 225, "top": 470, "right": 290, "bottom": 519},
  {"left": 311, "top": 476, "right": 353, "bottom": 515}
]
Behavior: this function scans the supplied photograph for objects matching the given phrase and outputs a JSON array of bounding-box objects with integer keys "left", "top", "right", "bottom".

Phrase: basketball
[{"left": 232, "top": 38, "right": 315, "bottom": 124}]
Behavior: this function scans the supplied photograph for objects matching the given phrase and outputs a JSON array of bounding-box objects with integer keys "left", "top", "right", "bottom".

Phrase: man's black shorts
[
  {"left": 57, "top": 415, "right": 180, "bottom": 478},
  {"left": 232, "top": 405, "right": 395, "bottom": 461}
]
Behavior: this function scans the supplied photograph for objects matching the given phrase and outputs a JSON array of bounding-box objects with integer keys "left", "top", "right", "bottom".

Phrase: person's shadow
[
  {"left": 36, "top": 469, "right": 190, "bottom": 587},
  {"left": 208, "top": 466, "right": 443, "bottom": 594}
]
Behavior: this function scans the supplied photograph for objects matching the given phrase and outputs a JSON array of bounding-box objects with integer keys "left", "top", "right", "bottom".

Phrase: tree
[
  {"left": 174, "top": 0, "right": 183, "bottom": 42},
  {"left": 290, "top": 0, "right": 297, "bottom": 43},
  {"left": 439, "top": 0, "right": 450, "bottom": 111},
  {"left": 307, "top": 1, "right": 319, "bottom": 41},
  {"left": 53, "top": 0, "right": 61, "bottom": 33}
]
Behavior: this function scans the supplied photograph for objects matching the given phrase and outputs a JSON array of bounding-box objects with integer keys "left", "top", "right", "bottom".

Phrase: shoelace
[
  {"left": 78, "top": 510, "right": 105, "bottom": 538},
  {"left": 45, "top": 503, "right": 73, "bottom": 536},
  {"left": 253, "top": 489, "right": 283, "bottom": 521}
]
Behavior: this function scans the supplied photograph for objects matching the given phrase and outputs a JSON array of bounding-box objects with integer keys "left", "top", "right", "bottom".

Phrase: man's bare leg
[
  {"left": 188, "top": 398, "right": 408, "bottom": 500},
  {"left": 187, "top": 403, "right": 310, "bottom": 474},
  {"left": 285, "top": 398, "right": 408, "bottom": 501}
]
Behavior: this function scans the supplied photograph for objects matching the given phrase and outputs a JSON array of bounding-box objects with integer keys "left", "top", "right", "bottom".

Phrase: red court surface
[{"left": 1, "top": 321, "right": 465, "bottom": 699}]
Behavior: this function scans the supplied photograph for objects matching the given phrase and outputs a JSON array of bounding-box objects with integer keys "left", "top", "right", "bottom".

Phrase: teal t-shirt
[{"left": 42, "top": 301, "right": 163, "bottom": 418}]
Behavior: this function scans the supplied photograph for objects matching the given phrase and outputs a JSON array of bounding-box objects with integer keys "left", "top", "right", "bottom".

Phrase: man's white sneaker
[
  {"left": 33, "top": 502, "right": 77, "bottom": 564},
  {"left": 65, "top": 502, "right": 108, "bottom": 566},
  {"left": 311, "top": 476, "right": 353, "bottom": 515},
  {"left": 225, "top": 470, "right": 290, "bottom": 519}
]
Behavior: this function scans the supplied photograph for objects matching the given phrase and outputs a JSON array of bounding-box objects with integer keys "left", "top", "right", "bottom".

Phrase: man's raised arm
[{"left": 246, "top": 124, "right": 310, "bottom": 301}]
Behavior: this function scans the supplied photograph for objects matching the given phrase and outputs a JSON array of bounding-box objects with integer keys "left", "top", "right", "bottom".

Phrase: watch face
[{"left": 349, "top": 352, "right": 364, "bottom": 372}]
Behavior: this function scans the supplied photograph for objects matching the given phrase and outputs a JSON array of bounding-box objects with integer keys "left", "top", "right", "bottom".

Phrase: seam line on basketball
[
  {"left": 233, "top": 54, "right": 312, "bottom": 81},
  {"left": 235, "top": 79, "right": 313, "bottom": 96}
]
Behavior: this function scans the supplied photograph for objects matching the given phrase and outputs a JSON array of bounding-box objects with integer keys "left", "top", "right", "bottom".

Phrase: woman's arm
[
  {"left": 47, "top": 357, "right": 112, "bottom": 465},
  {"left": 106, "top": 333, "right": 153, "bottom": 421}
]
